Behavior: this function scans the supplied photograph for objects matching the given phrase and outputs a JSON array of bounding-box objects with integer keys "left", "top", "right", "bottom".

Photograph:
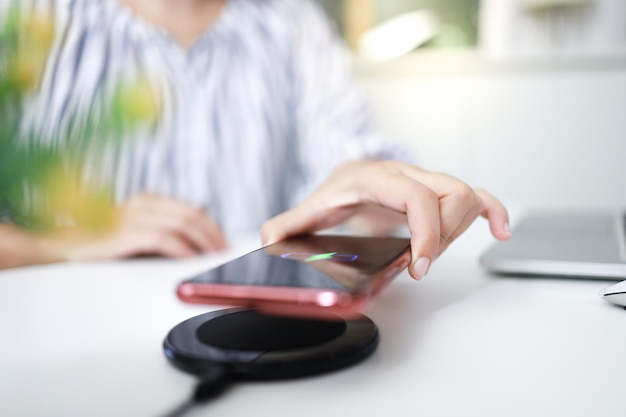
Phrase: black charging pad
[{"left": 163, "top": 308, "right": 379, "bottom": 380}]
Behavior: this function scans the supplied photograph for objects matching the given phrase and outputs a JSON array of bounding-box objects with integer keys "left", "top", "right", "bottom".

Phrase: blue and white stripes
[{"left": 17, "top": 0, "right": 410, "bottom": 234}]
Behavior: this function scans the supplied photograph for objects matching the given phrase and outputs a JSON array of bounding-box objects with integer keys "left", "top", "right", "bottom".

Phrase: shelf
[{"left": 353, "top": 48, "right": 626, "bottom": 78}]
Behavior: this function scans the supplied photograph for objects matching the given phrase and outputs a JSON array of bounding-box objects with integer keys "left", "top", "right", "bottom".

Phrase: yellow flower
[
  {"left": 36, "top": 162, "right": 117, "bottom": 234},
  {"left": 20, "top": 13, "right": 56, "bottom": 52},
  {"left": 113, "top": 78, "right": 162, "bottom": 126},
  {"left": 7, "top": 52, "right": 43, "bottom": 91},
  {"left": 3, "top": 12, "right": 56, "bottom": 91}
]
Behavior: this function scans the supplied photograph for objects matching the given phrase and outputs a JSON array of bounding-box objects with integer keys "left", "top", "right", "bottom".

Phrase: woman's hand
[
  {"left": 51, "top": 193, "right": 228, "bottom": 262},
  {"left": 0, "top": 193, "right": 227, "bottom": 270},
  {"left": 261, "top": 160, "right": 510, "bottom": 280},
  {"left": 71, "top": 193, "right": 227, "bottom": 260}
]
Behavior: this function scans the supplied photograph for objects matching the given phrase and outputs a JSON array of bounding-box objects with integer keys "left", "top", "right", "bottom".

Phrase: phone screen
[{"left": 182, "top": 235, "right": 411, "bottom": 293}]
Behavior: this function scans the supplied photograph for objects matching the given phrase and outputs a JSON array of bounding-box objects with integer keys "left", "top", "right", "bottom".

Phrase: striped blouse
[{"left": 12, "top": 0, "right": 410, "bottom": 235}]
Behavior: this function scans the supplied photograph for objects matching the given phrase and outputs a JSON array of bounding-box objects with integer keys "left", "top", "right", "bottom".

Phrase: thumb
[
  {"left": 261, "top": 208, "right": 310, "bottom": 245},
  {"left": 261, "top": 200, "right": 342, "bottom": 245}
]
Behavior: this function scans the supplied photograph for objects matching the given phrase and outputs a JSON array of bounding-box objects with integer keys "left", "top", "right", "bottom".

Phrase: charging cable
[{"left": 161, "top": 367, "right": 232, "bottom": 417}]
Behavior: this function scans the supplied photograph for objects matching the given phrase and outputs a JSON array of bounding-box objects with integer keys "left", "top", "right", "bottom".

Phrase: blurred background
[{"left": 317, "top": 0, "right": 626, "bottom": 211}]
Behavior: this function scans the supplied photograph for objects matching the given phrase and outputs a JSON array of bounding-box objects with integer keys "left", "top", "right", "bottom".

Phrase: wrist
[{"left": 0, "top": 224, "right": 63, "bottom": 269}]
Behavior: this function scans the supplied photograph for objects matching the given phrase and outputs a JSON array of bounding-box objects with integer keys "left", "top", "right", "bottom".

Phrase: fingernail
[
  {"left": 504, "top": 222, "right": 512, "bottom": 238},
  {"left": 411, "top": 257, "right": 431, "bottom": 280},
  {"left": 260, "top": 231, "right": 270, "bottom": 246},
  {"left": 261, "top": 236, "right": 275, "bottom": 247}
]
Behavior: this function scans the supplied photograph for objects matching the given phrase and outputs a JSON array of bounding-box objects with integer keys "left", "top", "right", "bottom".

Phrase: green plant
[{"left": 0, "top": 6, "right": 159, "bottom": 233}]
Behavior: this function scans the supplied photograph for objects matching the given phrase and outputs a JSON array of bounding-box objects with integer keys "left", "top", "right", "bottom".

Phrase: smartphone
[{"left": 177, "top": 234, "right": 411, "bottom": 319}]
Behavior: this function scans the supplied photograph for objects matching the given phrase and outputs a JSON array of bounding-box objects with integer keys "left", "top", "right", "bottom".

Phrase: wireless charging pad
[{"left": 163, "top": 308, "right": 379, "bottom": 380}]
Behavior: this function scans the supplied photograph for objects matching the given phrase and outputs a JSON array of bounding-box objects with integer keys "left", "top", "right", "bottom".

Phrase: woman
[{"left": 0, "top": 0, "right": 510, "bottom": 279}]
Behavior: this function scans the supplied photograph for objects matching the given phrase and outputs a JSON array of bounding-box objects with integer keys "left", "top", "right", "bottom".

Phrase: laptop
[{"left": 479, "top": 209, "right": 626, "bottom": 280}]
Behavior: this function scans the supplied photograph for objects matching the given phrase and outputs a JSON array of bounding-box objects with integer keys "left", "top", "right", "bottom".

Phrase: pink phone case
[{"left": 177, "top": 251, "right": 410, "bottom": 319}]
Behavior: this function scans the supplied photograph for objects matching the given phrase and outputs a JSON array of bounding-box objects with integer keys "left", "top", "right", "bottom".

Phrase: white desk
[{"left": 1, "top": 224, "right": 624, "bottom": 417}]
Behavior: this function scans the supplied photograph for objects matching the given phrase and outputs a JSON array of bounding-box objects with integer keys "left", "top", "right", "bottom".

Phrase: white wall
[{"left": 356, "top": 53, "right": 626, "bottom": 209}]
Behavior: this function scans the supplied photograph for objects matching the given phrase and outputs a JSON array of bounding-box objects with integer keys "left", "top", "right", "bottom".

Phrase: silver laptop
[{"left": 479, "top": 209, "right": 626, "bottom": 280}]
